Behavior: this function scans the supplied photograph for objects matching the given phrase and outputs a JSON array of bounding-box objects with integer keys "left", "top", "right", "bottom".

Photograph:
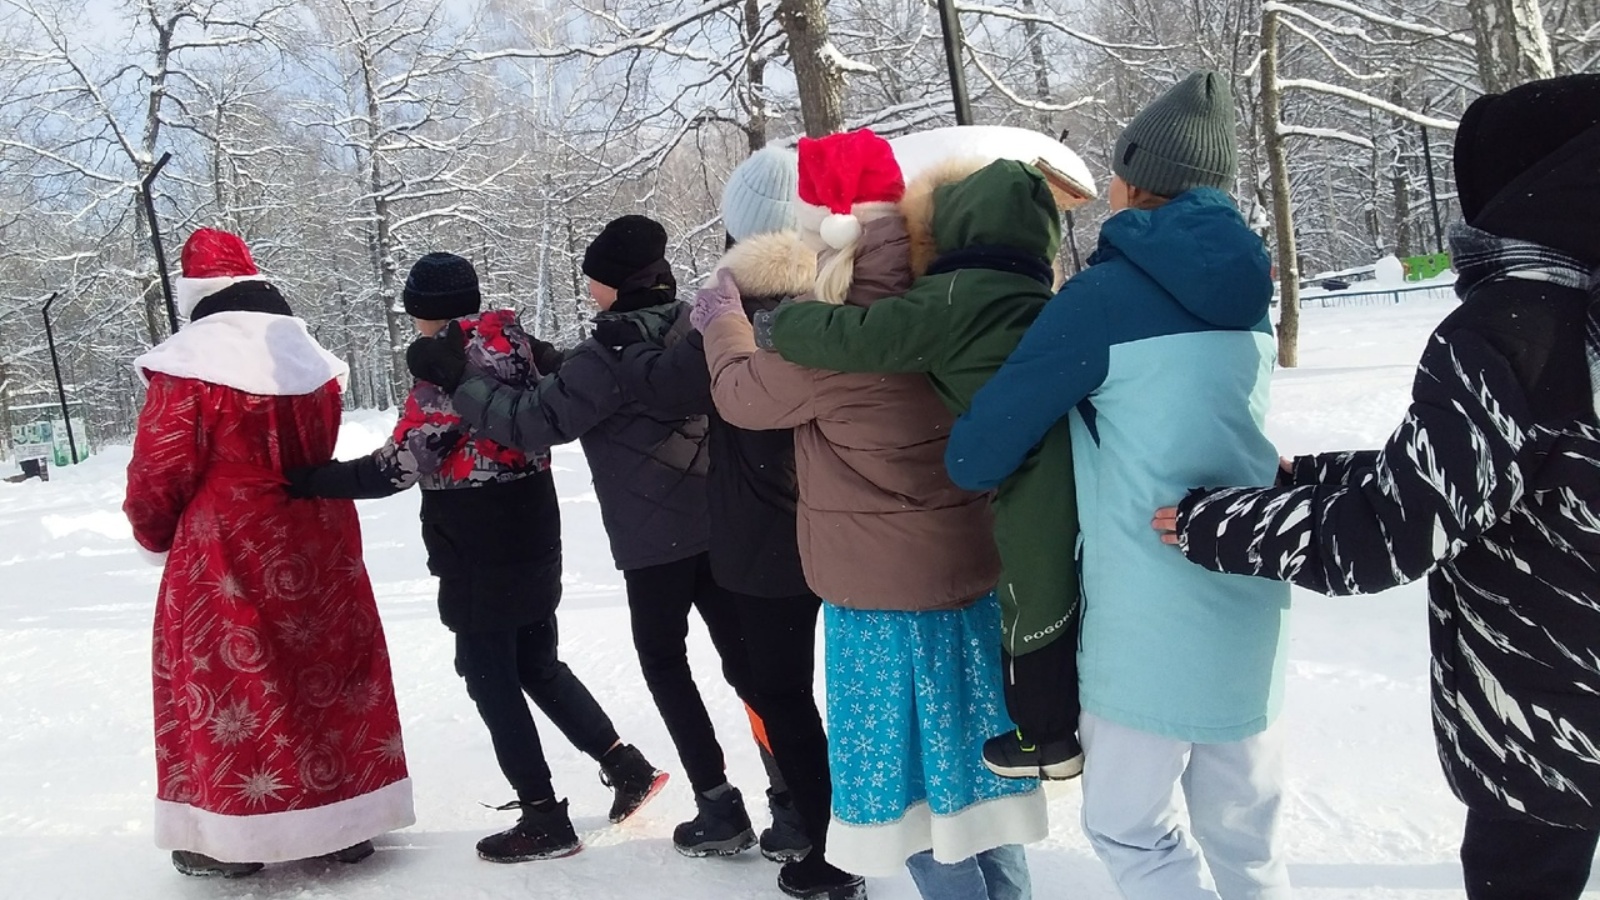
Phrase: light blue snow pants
[{"left": 1079, "top": 712, "right": 1291, "bottom": 900}]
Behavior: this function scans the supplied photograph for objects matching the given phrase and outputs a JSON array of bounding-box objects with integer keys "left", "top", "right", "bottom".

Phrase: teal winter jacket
[{"left": 946, "top": 188, "right": 1291, "bottom": 743}]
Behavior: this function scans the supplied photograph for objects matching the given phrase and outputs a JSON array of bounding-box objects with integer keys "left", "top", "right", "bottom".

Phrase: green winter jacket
[{"left": 765, "top": 158, "right": 1079, "bottom": 658}]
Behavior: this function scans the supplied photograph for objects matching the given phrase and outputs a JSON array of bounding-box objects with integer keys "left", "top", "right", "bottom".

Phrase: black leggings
[
  {"left": 1462, "top": 807, "right": 1600, "bottom": 900},
  {"left": 624, "top": 552, "right": 756, "bottom": 795},
  {"left": 454, "top": 618, "right": 619, "bottom": 801},
  {"left": 737, "top": 592, "right": 833, "bottom": 853}
]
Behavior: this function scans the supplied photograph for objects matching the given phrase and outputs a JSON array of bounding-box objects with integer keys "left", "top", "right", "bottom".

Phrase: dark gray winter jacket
[{"left": 451, "top": 299, "right": 711, "bottom": 571}]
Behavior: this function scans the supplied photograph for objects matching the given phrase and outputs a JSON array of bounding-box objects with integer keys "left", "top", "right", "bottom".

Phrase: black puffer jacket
[
  {"left": 452, "top": 295, "right": 710, "bottom": 571},
  {"left": 606, "top": 235, "right": 818, "bottom": 598},
  {"left": 1175, "top": 121, "right": 1600, "bottom": 828}
]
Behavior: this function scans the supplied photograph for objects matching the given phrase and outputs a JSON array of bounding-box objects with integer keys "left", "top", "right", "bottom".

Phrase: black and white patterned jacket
[{"left": 1176, "top": 274, "right": 1600, "bottom": 827}]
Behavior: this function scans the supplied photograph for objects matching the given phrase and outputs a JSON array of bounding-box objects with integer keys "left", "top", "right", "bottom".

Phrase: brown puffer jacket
[{"left": 702, "top": 211, "right": 1000, "bottom": 612}]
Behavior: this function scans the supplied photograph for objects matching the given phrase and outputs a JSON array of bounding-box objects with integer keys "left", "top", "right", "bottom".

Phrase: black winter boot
[
  {"left": 599, "top": 743, "right": 669, "bottom": 824},
  {"left": 779, "top": 852, "right": 868, "bottom": 900},
  {"left": 673, "top": 784, "right": 757, "bottom": 857},
  {"left": 170, "top": 851, "right": 263, "bottom": 878},
  {"left": 476, "top": 799, "right": 583, "bottom": 863},
  {"left": 320, "top": 840, "right": 375, "bottom": 864},
  {"left": 760, "top": 789, "right": 812, "bottom": 863},
  {"left": 982, "top": 728, "right": 1084, "bottom": 780}
]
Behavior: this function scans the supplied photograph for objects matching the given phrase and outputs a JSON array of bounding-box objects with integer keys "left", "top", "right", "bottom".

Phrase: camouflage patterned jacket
[{"left": 289, "top": 309, "right": 552, "bottom": 500}]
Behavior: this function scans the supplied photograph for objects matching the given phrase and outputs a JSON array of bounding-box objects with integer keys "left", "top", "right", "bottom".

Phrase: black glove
[
  {"left": 406, "top": 320, "right": 468, "bottom": 391},
  {"left": 591, "top": 318, "right": 647, "bottom": 352},
  {"left": 530, "top": 337, "right": 566, "bottom": 375},
  {"left": 283, "top": 467, "right": 317, "bottom": 499}
]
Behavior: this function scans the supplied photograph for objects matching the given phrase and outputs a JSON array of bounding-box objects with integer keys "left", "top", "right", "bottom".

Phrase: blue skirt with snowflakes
[{"left": 822, "top": 592, "right": 1048, "bottom": 877}]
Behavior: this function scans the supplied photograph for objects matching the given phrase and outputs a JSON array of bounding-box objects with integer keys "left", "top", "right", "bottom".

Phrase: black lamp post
[
  {"left": 40, "top": 292, "right": 79, "bottom": 465},
  {"left": 139, "top": 151, "right": 177, "bottom": 334},
  {"left": 936, "top": 0, "right": 974, "bottom": 125}
]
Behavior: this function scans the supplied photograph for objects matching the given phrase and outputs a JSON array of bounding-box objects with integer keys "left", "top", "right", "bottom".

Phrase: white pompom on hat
[{"left": 796, "top": 129, "right": 906, "bottom": 250}]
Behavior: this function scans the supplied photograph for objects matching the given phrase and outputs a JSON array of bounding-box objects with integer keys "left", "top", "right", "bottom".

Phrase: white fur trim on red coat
[
  {"left": 134, "top": 311, "right": 350, "bottom": 397},
  {"left": 155, "top": 777, "right": 414, "bottom": 864},
  {"left": 174, "top": 274, "right": 268, "bottom": 320}
]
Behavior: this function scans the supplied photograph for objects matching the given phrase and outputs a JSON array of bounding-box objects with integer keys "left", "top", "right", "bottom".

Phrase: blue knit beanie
[{"left": 721, "top": 146, "right": 799, "bottom": 242}]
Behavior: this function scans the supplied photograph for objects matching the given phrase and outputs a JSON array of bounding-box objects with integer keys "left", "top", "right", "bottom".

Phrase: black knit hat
[
  {"left": 583, "top": 215, "right": 669, "bottom": 289},
  {"left": 403, "top": 252, "right": 481, "bottom": 320},
  {"left": 1455, "top": 74, "right": 1600, "bottom": 224}
]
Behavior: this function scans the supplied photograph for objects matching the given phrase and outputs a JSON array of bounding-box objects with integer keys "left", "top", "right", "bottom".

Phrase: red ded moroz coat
[{"left": 123, "top": 308, "right": 413, "bottom": 863}]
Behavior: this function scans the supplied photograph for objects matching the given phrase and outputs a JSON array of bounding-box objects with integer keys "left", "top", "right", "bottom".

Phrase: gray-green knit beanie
[{"left": 1113, "top": 71, "right": 1238, "bottom": 197}]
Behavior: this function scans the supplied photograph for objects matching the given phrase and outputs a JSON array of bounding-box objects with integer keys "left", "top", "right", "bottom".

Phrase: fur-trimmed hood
[
  {"left": 900, "top": 158, "right": 1062, "bottom": 281},
  {"left": 902, "top": 158, "right": 993, "bottom": 277},
  {"left": 707, "top": 230, "right": 818, "bottom": 301}
]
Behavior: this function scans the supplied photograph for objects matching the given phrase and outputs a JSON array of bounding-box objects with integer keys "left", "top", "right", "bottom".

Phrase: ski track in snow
[{"left": 2, "top": 296, "right": 1594, "bottom": 899}]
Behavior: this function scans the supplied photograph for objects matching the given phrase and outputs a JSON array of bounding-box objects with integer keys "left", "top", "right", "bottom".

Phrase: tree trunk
[
  {"left": 743, "top": 0, "right": 769, "bottom": 152},
  {"left": 775, "top": 0, "right": 845, "bottom": 137},
  {"left": 1020, "top": 0, "right": 1055, "bottom": 133},
  {"left": 1468, "top": 0, "right": 1555, "bottom": 92},
  {"left": 1262, "top": 6, "right": 1299, "bottom": 368},
  {"left": 358, "top": 47, "right": 408, "bottom": 403}
]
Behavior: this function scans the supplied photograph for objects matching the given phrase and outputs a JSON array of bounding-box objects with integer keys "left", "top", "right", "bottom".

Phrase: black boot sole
[
  {"left": 477, "top": 841, "right": 584, "bottom": 864},
  {"left": 779, "top": 876, "right": 869, "bottom": 900},
  {"left": 321, "top": 841, "right": 375, "bottom": 864},
  {"left": 674, "top": 829, "right": 757, "bottom": 858},
  {"left": 610, "top": 770, "right": 670, "bottom": 825},
  {"left": 171, "top": 855, "right": 263, "bottom": 879},
  {"left": 761, "top": 844, "right": 813, "bottom": 863},
  {"left": 982, "top": 753, "right": 1084, "bottom": 780}
]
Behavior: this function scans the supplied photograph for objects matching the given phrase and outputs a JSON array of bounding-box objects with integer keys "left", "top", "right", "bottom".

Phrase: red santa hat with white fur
[
  {"left": 174, "top": 228, "right": 268, "bottom": 320},
  {"left": 796, "top": 129, "right": 906, "bottom": 250}
]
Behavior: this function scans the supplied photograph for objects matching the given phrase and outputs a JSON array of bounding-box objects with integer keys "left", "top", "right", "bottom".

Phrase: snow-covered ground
[{"left": 2, "top": 295, "right": 1592, "bottom": 899}]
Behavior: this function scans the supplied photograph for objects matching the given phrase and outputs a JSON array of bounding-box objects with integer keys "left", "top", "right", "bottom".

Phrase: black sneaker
[
  {"left": 778, "top": 853, "right": 868, "bottom": 900},
  {"left": 170, "top": 851, "right": 263, "bottom": 878},
  {"left": 982, "top": 729, "right": 1084, "bottom": 780},
  {"left": 476, "top": 799, "right": 583, "bottom": 863},
  {"left": 673, "top": 785, "right": 757, "bottom": 857},
  {"left": 760, "top": 789, "right": 812, "bottom": 863},
  {"left": 321, "top": 840, "right": 374, "bottom": 864},
  {"left": 599, "top": 743, "right": 670, "bottom": 824}
]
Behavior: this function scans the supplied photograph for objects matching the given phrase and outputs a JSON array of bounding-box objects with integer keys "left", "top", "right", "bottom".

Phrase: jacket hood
[
  {"left": 1473, "top": 122, "right": 1600, "bottom": 266},
  {"left": 458, "top": 309, "right": 537, "bottom": 385},
  {"left": 901, "top": 158, "right": 1063, "bottom": 278},
  {"left": 708, "top": 230, "right": 817, "bottom": 301},
  {"left": 931, "top": 159, "right": 1061, "bottom": 267},
  {"left": 1097, "top": 189, "right": 1271, "bottom": 329}
]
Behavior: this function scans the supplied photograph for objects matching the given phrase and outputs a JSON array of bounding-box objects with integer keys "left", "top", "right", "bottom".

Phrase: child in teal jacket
[{"left": 947, "top": 72, "right": 1293, "bottom": 899}]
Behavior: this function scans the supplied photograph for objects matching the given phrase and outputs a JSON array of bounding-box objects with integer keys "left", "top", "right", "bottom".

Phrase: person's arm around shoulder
[
  {"left": 946, "top": 276, "right": 1109, "bottom": 490},
  {"left": 695, "top": 270, "right": 820, "bottom": 431},
  {"left": 453, "top": 346, "right": 625, "bottom": 453},
  {"left": 606, "top": 331, "right": 713, "bottom": 418},
  {"left": 1165, "top": 324, "right": 1538, "bottom": 595},
  {"left": 407, "top": 320, "right": 626, "bottom": 453},
  {"left": 766, "top": 283, "right": 947, "bottom": 375}
]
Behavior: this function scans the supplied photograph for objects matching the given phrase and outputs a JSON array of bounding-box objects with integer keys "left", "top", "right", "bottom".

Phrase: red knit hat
[
  {"left": 797, "top": 130, "right": 905, "bottom": 250},
  {"left": 174, "top": 228, "right": 265, "bottom": 319}
]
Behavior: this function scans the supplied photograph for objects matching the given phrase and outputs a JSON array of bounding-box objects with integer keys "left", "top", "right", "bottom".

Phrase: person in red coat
[{"left": 122, "top": 229, "right": 415, "bottom": 877}]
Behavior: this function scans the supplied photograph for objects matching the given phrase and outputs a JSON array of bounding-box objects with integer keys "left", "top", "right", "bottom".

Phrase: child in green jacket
[{"left": 754, "top": 157, "right": 1083, "bottom": 778}]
